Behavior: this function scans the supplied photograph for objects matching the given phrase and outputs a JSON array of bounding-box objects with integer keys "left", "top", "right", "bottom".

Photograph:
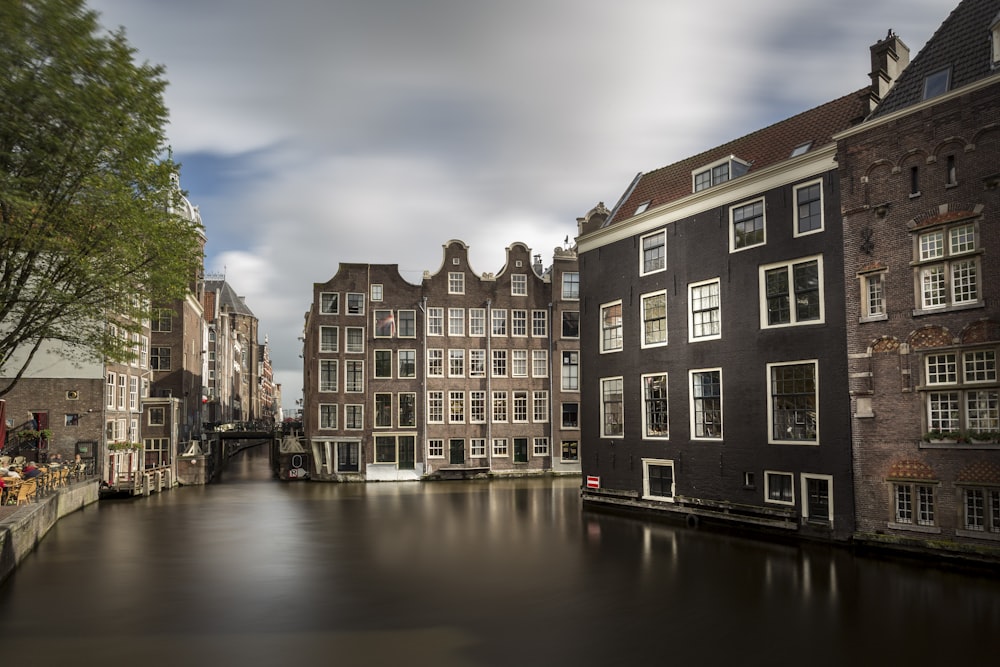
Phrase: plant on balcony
[
  {"left": 108, "top": 442, "right": 143, "bottom": 452},
  {"left": 922, "top": 429, "right": 963, "bottom": 442},
  {"left": 965, "top": 430, "right": 1000, "bottom": 443},
  {"left": 16, "top": 428, "right": 52, "bottom": 444}
]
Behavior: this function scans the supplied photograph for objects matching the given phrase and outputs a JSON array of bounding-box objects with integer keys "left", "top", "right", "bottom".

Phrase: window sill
[
  {"left": 859, "top": 314, "right": 888, "bottom": 323},
  {"left": 955, "top": 529, "right": 1000, "bottom": 542},
  {"left": 912, "top": 301, "right": 984, "bottom": 317},
  {"left": 919, "top": 440, "right": 1000, "bottom": 450},
  {"left": 887, "top": 522, "right": 941, "bottom": 534}
]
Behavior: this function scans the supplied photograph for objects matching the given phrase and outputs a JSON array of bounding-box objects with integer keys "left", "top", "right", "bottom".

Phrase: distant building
[
  {"left": 301, "top": 239, "right": 580, "bottom": 481},
  {"left": 203, "top": 278, "right": 261, "bottom": 425},
  {"left": 838, "top": 0, "right": 1000, "bottom": 559}
]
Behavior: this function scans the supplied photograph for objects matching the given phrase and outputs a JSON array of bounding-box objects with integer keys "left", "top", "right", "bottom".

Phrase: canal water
[{"left": 0, "top": 446, "right": 996, "bottom": 666}]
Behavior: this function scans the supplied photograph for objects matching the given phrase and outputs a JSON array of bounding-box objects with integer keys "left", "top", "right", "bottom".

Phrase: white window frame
[
  {"left": 427, "top": 391, "right": 444, "bottom": 424},
  {"left": 533, "top": 391, "right": 549, "bottom": 423},
  {"left": 764, "top": 471, "right": 795, "bottom": 506},
  {"left": 767, "top": 360, "right": 819, "bottom": 445},
  {"left": 793, "top": 179, "right": 824, "bottom": 236},
  {"left": 449, "top": 391, "right": 465, "bottom": 423},
  {"left": 690, "top": 368, "right": 723, "bottom": 440},
  {"left": 531, "top": 310, "right": 548, "bottom": 338},
  {"left": 859, "top": 270, "right": 887, "bottom": 322},
  {"left": 427, "top": 307, "right": 444, "bottom": 336},
  {"left": 511, "top": 349, "right": 528, "bottom": 377},
  {"left": 448, "top": 272, "right": 465, "bottom": 295},
  {"left": 511, "top": 273, "right": 528, "bottom": 296},
  {"left": 319, "top": 404, "right": 338, "bottom": 430},
  {"left": 427, "top": 348, "right": 444, "bottom": 377},
  {"left": 398, "top": 349, "right": 416, "bottom": 378},
  {"left": 600, "top": 376, "right": 624, "bottom": 438},
  {"left": 599, "top": 300, "right": 623, "bottom": 353},
  {"left": 640, "top": 290, "right": 668, "bottom": 349},
  {"left": 688, "top": 278, "right": 721, "bottom": 342},
  {"left": 639, "top": 229, "right": 666, "bottom": 276},
  {"left": 469, "top": 308, "right": 486, "bottom": 337},
  {"left": 641, "top": 372, "right": 669, "bottom": 440},
  {"left": 346, "top": 292, "right": 365, "bottom": 316},
  {"left": 320, "top": 326, "right": 339, "bottom": 352},
  {"left": 345, "top": 327, "right": 365, "bottom": 354},
  {"left": 370, "top": 284, "right": 383, "bottom": 301},
  {"left": 448, "top": 308, "right": 465, "bottom": 337},
  {"left": 492, "top": 309, "right": 507, "bottom": 337},
  {"left": 469, "top": 349, "right": 486, "bottom": 378},
  {"left": 801, "top": 473, "right": 834, "bottom": 525},
  {"left": 642, "top": 458, "right": 675, "bottom": 502},
  {"left": 448, "top": 349, "right": 465, "bottom": 378},
  {"left": 532, "top": 350, "right": 548, "bottom": 378},
  {"left": 511, "top": 309, "right": 528, "bottom": 337},
  {"left": 562, "top": 272, "right": 579, "bottom": 300},
  {"left": 759, "top": 255, "right": 825, "bottom": 329},
  {"left": 729, "top": 197, "right": 766, "bottom": 252},
  {"left": 319, "top": 292, "right": 339, "bottom": 314},
  {"left": 319, "top": 359, "right": 339, "bottom": 392}
]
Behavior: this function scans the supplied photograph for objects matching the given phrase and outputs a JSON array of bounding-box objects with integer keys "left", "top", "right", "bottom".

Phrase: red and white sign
[{"left": 586, "top": 475, "right": 600, "bottom": 489}]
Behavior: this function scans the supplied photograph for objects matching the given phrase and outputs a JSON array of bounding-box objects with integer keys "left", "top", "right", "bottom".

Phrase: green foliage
[
  {"left": 107, "top": 441, "right": 142, "bottom": 452},
  {"left": 0, "top": 0, "right": 203, "bottom": 395}
]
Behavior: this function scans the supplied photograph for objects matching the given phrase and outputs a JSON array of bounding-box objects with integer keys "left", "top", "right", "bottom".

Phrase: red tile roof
[{"left": 605, "top": 89, "right": 869, "bottom": 227}]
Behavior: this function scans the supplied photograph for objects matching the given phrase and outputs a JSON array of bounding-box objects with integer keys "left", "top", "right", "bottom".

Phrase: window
[
  {"left": 691, "top": 369, "right": 722, "bottom": 439},
  {"left": 562, "top": 351, "right": 579, "bottom": 391},
  {"left": 345, "top": 327, "right": 364, "bottom": 353},
  {"left": 118, "top": 375, "right": 126, "bottom": 409},
  {"left": 962, "top": 488, "right": 1000, "bottom": 533},
  {"left": 320, "top": 292, "right": 339, "bottom": 314},
  {"left": 689, "top": 279, "right": 721, "bottom": 341},
  {"left": 469, "top": 349, "right": 486, "bottom": 378},
  {"left": 765, "top": 471, "right": 794, "bottom": 505},
  {"left": 562, "top": 311, "right": 580, "bottom": 338},
  {"left": 532, "top": 310, "right": 547, "bottom": 337},
  {"left": 641, "top": 291, "right": 667, "bottom": 348},
  {"left": 450, "top": 439, "right": 465, "bottom": 465},
  {"left": 532, "top": 350, "right": 548, "bottom": 378},
  {"left": 148, "top": 406, "right": 165, "bottom": 426},
  {"left": 427, "top": 391, "right": 444, "bottom": 423},
  {"left": 802, "top": 474, "right": 833, "bottom": 524},
  {"left": 369, "top": 284, "right": 383, "bottom": 302},
  {"left": 642, "top": 373, "right": 669, "bottom": 439},
  {"left": 513, "top": 391, "right": 529, "bottom": 423},
  {"left": 562, "top": 403, "right": 579, "bottom": 429},
  {"left": 374, "top": 310, "right": 395, "bottom": 337},
  {"left": 399, "top": 393, "right": 416, "bottom": 427},
  {"left": 449, "top": 391, "right": 465, "bottom": 423},
  {"left": 345, "top": 360, "right": 364, "bottom": 392},
  {"left": 512, "top": 350, "right": 528, "bottom": 377},
  {"left": 469, "top": 308, "right": 486, "bottom": 336},
  {"left": 533, "top": 391, "right": 549, "bottom": 423},
  {"left": 319, "top": 404, "right": 338, "bottom": 429},
  {"left": 893, "top": 483, "right": 937, "bottom": 527},
  {"left": 492, "top": 349, "right": 507, "bottom": 377},
  {"left": 345, "top": 405, "right": 364, "bottom": 429},
  {"left": 769, "top": 361, "right": 818, "bottom": 444},
  {"left": 922, "top": 67, "right": 951, "bottom": 100},
  {"left": 511, "top": 310, "right": 527, "bottom": 336},
  {"left": 915, "top": 222, "right": 980, "bottom": 311},
  {"left": 398, "top": 350, "right": 416, "bottom": 378},
  {"left": 945, "top": 155, "right": 957, "bottom": 187},
  {"left": 375, "top": 393, "right": 392, "bottom": 428},
  {"left": 448, "top": 308, "right": 464, "bottom": 336},
  {"left": 427, "top": 349, "right": 443, "bottom": 377},
  {"left": 374, "top": 350, "right": 392, "bottom": 379},
  {"left": 375, "top": 436, "right": 396, "bottom": 463},
  {"left": 640, "top": 230, "right": 666, "bottom": 275},
  {"left": 492, "top": 438, "right": 509, "bottom": 457},
  {"left": 448, "top": 349, "right": 465, "bottom": 377},
  {"left": 731, "top": 199, "right": 765, "bottom": 250},
  {"left": 470, "top": 391, "right": 486, "bottom": 423},
  {"left": 319, "top": 360, "right": 338, "bottom": 392},
  {"left": 561, "top": 441, "right": 579, "bottom": 461},
  {"left": 600, "top": 377, "right": 624, "bottom": 437},
  {"left": 562, "top": 272, "right": 579, "bottom": 300},
  {"left": 859, "top": 271, "right": 886, "bottom": 321},
  {"left": 336, "top": 441, "right": 359, "bottom": 471},
  {"left": 448, "top": 272, "right": 465, "bottom": 294},
  {"left": 492, "top": 391, "right": 508, "bottom": 422},
  {"left": 692, "top": 156, "right": 749, "bottom": 192},
  {"left": 346, "top": 292, "right": 364, "bottom": 315},
  {"left": 511, "top": 274, "right": 527, "bottom": 296},
  {"left": 533, "top": 437, "right": 549, "bottom": 456},
  {"left": 427, "top": 307, "right": 444, "bottom": 336},
  {"left": 428, "top": 439, "right": 444, "bottom": 458},
  {"left": 492, "top": 309, "right": 507, "bottom": 336},
  {"left": 795, "top": 181, "right": 823, "bottom": 235},
  {"left": 642, "top": 459, "right": 674, "bottom": 501},
  {"left": 470, "top": 438, "right": 486, "bottom": 457},
  {"left": 144, "top": 438, "right": 169, "bottom": 467},
  {"left": 761, "top": 256, "right": 823, "bottom": 327},
  {"left": 150, "top": 347, "right": 171, "bottom": 371},
  {"left": 398, "top": 310, "right": 416, "bottom": 338},
  {"left": 151, "top": 309, "right": 172, "bottom": 332},
  {"left": 922, "top": 348, "right": 999, "bottom": 436},
  {"left": 320, "top": 326, "right": 339, "bottom": 352},
  {"left": 65, "top": 414, "right": 79, "bottom": 427},
  {"left": 600, "top": 301, "right": 623, "bottom": 353}
]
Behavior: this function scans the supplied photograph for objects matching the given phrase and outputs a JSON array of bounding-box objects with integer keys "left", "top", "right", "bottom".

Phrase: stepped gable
[{"left": 604, "top": 90, "right": 869, "bottom": 227}]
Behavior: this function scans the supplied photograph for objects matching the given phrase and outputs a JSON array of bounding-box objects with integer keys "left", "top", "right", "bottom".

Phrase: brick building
[
  {"left": 301, "top": 239, "right": 580, "bottom": 481},
  {"left": 838, "top": 0, "right": 1000, "bottom": 559}
]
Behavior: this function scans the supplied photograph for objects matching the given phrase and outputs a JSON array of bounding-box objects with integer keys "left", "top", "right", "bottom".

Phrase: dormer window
[
  {"left": 922, "top": 67, "right": 951, "bottom": 100},
  {"left": 692, "top": 156, "right": 750, "bottom": 193}
]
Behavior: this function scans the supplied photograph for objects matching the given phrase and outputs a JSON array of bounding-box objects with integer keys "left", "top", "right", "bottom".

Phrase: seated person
[{"left": 22, "top": 462, "right": 42, "bottom": 479}]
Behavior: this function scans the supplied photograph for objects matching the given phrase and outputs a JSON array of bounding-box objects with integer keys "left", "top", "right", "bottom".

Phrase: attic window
[
  {"left": 634, "top": 200, "right": 651, "bottom": 215},
  {"left": 692, "top": 156, "right": 750, "bottom": 193},
  {"left": 790, "top": 142, "right": 812, "bottom": 157},
  {"left": 922, "top": 67, "right": 951, "bottom": 100}
]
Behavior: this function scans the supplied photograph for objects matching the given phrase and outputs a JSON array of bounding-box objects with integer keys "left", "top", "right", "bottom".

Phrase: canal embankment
[{"left": 0, "top": 479, "right": 99, "bottom": 585}]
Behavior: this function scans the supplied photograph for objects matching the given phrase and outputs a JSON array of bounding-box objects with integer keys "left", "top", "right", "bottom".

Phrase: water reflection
[{"left": 0, "top": 446, "right": 996, "bottom": 666}]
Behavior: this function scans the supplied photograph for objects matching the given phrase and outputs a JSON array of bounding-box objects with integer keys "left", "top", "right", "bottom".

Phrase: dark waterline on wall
[{"left": 0, "top": 447, "right": 996, "bottom": 666}]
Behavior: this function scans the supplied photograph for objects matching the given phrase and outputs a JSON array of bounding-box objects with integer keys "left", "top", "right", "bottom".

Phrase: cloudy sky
[{"left": 88, "top": 0, "right": 953, "bottom": 411}]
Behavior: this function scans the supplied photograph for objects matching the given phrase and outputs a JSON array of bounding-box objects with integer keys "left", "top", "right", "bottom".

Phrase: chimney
[{"left": 869, "top": 29, "right": 910, "bottom": 112}]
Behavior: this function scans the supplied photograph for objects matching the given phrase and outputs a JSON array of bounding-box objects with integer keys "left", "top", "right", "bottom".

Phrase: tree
[{"left": 0, "top": 0, "right": 203, "bottom": 397}]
